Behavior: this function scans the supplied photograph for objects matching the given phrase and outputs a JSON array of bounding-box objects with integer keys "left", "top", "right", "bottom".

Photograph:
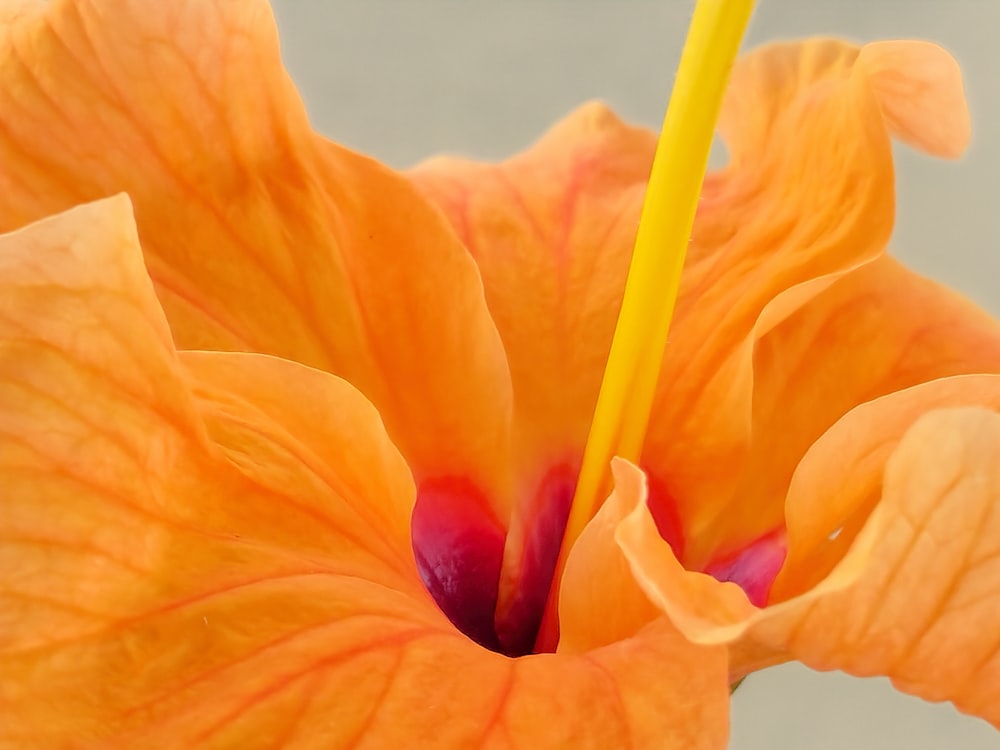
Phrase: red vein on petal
[
  {"left": 334, "top": 646, "right": 408, "bottom": 750},
  {"left": 0, "top": 333, "right": 195, "bottom": 440},
  {"left": 121, "top": 610, "right": 436, "bottom": 720},
  {"left": 189, "top": 630, "right": 433, "bottom": 745},
  {"left": 468, "top": 657, "right": 517, "bottom": 750},
  {"left": 0, "top": 535, "right": 152, "bottom": 576},
  {"left": 2, "top": 588, "right": 119, "bottom": 622},
  {"left": 581, "top": 652, "right": 635, "bottom": 750},
  {"left": 33, "top": 7, "right": 334, "bottom": 358},
  {"left": 199, "top": 394, "right": 411, "bottom": 561}
]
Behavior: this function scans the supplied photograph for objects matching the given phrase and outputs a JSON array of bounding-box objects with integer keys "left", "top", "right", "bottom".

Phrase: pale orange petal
[
  {"left": 774, "top": 375, "right": 1000, "bottom": 602},
  {"left": 653, "top": 40, "right": 886, "bottom": 537},
  {"left": 697, "top": 256, "right": 1000, "bottom": 562},
  {"left": 412, "top": 102, "right": 655, "bottom": 487},
  {"left": 751, "top": 408, "right": 1000, "bottom": 727},
  {"left": 0, "top": 0, "right": 513, "bottom": 511},
  {"left": 557, "top": 460, "right": 667, "bottom": 654},
  {"left": 860, "top": 41, "right": 971, "bottom": 158},
  {"left": 716, "top": 38, "right": 970, "bottom": 165},
  {"left": 0, "top": 200, "right": 729, "bottom": 748},
  {"left": 616, "top": 484, "right": 760, "bottom": 647},
  {"left": 618, "top": 376, "right": 1000, "bottom": 689},
  {"left": 412, "top": 104, "right": 657, "bottom": 648},
  {"left": 0, "top": 194, "right": 210, "bottom": 651},
  {"left": 645, "top": 38, "right": 972, "bottom": 563},
  {"left": 716, "top": 39, "right": 862, "bottom": 168}
]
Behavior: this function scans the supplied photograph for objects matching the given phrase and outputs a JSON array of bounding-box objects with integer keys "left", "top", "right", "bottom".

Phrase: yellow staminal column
[{"left": 536, "top": 0, "right": 756, "bottom": 651}]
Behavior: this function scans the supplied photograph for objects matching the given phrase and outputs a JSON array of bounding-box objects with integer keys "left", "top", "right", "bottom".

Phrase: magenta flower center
[{"left": 411, "top": 468, "right": 784, "bottom": 654}]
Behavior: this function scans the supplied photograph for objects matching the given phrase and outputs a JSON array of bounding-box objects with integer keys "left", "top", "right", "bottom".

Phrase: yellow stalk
[{"left": 536, "top": 0, "right": 756, "bottom": 651}]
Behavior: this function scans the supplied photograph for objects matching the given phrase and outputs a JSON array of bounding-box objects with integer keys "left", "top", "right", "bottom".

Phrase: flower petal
[
  {"left": 0, "top": 0, "right": 513, "bottom": 510},
  {"left": 859, "top": 41, "right": 971, "bottom": 158},
  {"left": 646, "top": 39, "right": 973, "bottom": 564},
  {"left": 716, "top": 38, "right": 970, "bottom": 165},
  {"left": 0, "top": 194, "right": 210, "bottom": 652},
  {"left": 753, "top": 407, "right": 1000, "bottom": 727},
  {"left": 774, "top": 375, "right": 1000, "bottom": 602},
  {"left": 413, "top": 39, "right": 971, "bottom": 571},
  {"left": 412, "top": 102, "right": 654, "bottom": 485},
  {"left": 557, "top": 460, "right": 667, "bottom": 654},
  {"left": 617, "top": 376, "right": 1000, "bottom": 693},
  {"left": 412, "top": 104, "right": 656, "bottom": 641},
  {"left": 0, "top": 200, "right": 729, "bottom": 749},
  {"left": 699, "top": 256, "right": 1000, "bottom": 561}
]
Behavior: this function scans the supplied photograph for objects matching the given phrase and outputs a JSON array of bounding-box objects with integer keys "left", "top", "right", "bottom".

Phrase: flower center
[
  {"left": 410, "top": 471, "right": 573, "bottom": 656},
  {"left": 411, "top": 467, "right": 688, "bottom": 656},
  {"left": 411, "top": 0, "right": 757, "bottom": 654},
  {"left": 411, "top": 469, "right": 783, "bottom": 652},
  {"left": 536, "top": 0, "right": 756, "bottom": 647}
]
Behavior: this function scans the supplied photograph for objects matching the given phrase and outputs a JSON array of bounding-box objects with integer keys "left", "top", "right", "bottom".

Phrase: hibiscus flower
[{"left": 1, "top": 1, "right": 998, "bottom": 748}]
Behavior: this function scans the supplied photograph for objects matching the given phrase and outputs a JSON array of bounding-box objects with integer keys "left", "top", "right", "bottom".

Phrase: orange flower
[{"left": 1, "top": 2, "right": 998, "bottom": 749}]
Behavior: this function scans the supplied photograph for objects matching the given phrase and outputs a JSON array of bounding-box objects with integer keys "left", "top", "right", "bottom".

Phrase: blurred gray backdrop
[{"left": 268, "top": 1, "right": 999, "bottom": 748}]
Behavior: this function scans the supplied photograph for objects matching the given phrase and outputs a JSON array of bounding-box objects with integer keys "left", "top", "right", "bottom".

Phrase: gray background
[{"left": 268, "top": 1, "right": 998, "bottom": 747}]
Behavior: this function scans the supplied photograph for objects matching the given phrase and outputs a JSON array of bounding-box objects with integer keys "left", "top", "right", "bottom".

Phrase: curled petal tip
[{"left": 861, "top": 40, "right": 972, "bottom": 159}]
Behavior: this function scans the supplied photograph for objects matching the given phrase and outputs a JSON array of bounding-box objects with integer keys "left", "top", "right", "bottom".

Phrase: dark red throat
[
  {"left": 410, "top": 469, "right": 575, "bottom": 657},
  {"left": 411, "top": 464, "right": 786, "bottom": 654}
]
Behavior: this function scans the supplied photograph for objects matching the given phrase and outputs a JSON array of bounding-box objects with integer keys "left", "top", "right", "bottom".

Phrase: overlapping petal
[
  {"left": 0, "top": 0, "right": 513, "bottom": 513},
  {"left": 412, "top": 105, "right": 657, "bottom": 646},
  {"left": 698, "top": 255, "right": 1000, "bottom": 559},
  {"left": 650, "top": 38, "right": 972, "bottom": 560},
  {"left": 756, "top": 407, "right": 1000, "bottom": 725},
  {"left": 411, "top": 38, "right": 974, "bottom": 570},
  {"left": 557, "top": 460, "right": 665, "bottom": 654},
  {"left": 412, "top": 105, "right": 655, "bottom": 486},
  {"left": 0, "top": 198, "right": 729, "bottom": 748},
  {"left": 2, "top": 0, "right": 996, "bottom": 740},
  {"left": 616, "top": 383, "right": 1000, "bottom": 726}
]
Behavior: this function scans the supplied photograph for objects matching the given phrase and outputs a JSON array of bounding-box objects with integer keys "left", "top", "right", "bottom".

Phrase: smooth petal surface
[
  {"left": 0, "top": 199, "right": 729, "bottom": 749},
  {"left": 753, "top": 407, "right": 1000, "bottom": 727},
  {"left": 649, "top": 38, "right": 972, "bottom": 561},
  {"left": 860, "top": 41, "right": 971, "bottom": 158},
  {"left": 557, "top": 460, "right": 667, "bottom": 654},
  {"left": 413, "top": 103, "right": 658, "bottom": 644},
  {"left": 0, "top": 0, "right": 513, "bottom": 511},
  {"left": 412, "top": 39, "right": 971, "bottom": 569},
  {"left": 412, "top": 103, "right": 654, "bottom": 491},
  {"left": 699, "top": 256, "right": 1000, "bottom": 559},
  {"left": 618, "top": 383, "right": 1000, "bottom": 724}
]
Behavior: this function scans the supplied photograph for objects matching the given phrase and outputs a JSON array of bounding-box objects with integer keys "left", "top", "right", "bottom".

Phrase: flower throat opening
[
  {"left": 412, "top": 0, "right": 756, "bottom": 654},
  {"left": 411, "top": 467, "right": 686, "bottom": 657}
]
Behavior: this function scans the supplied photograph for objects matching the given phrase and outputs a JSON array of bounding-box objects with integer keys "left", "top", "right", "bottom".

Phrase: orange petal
[
  {"left": 699, "top": 256, "right": 1000, "bottom": 562},
  {"left": 774, "top": 374, "right": 1000, "bottom": 602},
  {"left": 616, "top": 483, "right": 761, "bottom": 647},
  {"left": 0, "top": 200, "right": 729, "bottom": 749},
  {"left": 617, "top": 375, "right": 1000, "bottom": 685},
  {"left": 859, "top": 41, "right": 971, "bottom": 158},
  {"left": 751, "top": 407, "right": 1000, "bottom": 727},
  {"left": 644, "top": 38, "right": 972, "bottom": 562},
  {"left": 0, "top": 0, "right": 513, "bottom": 510},
  {"left": 0, "top": 194, "right": 210, "bottom": 653},
  {"left": 411, "top": 102, "right": 655, "bottom": 484},
  {"left": 716, "top": 38, "right": 970, "bottom": 166},
  {"left": 411, "top": 104, "right": 657, "bottom": 646},
  {"left": 557, "top": 460, "right": 667, "bottom": 654},
  {"left": 414, "top": 40, "right": 971, "bottom": 577}
]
